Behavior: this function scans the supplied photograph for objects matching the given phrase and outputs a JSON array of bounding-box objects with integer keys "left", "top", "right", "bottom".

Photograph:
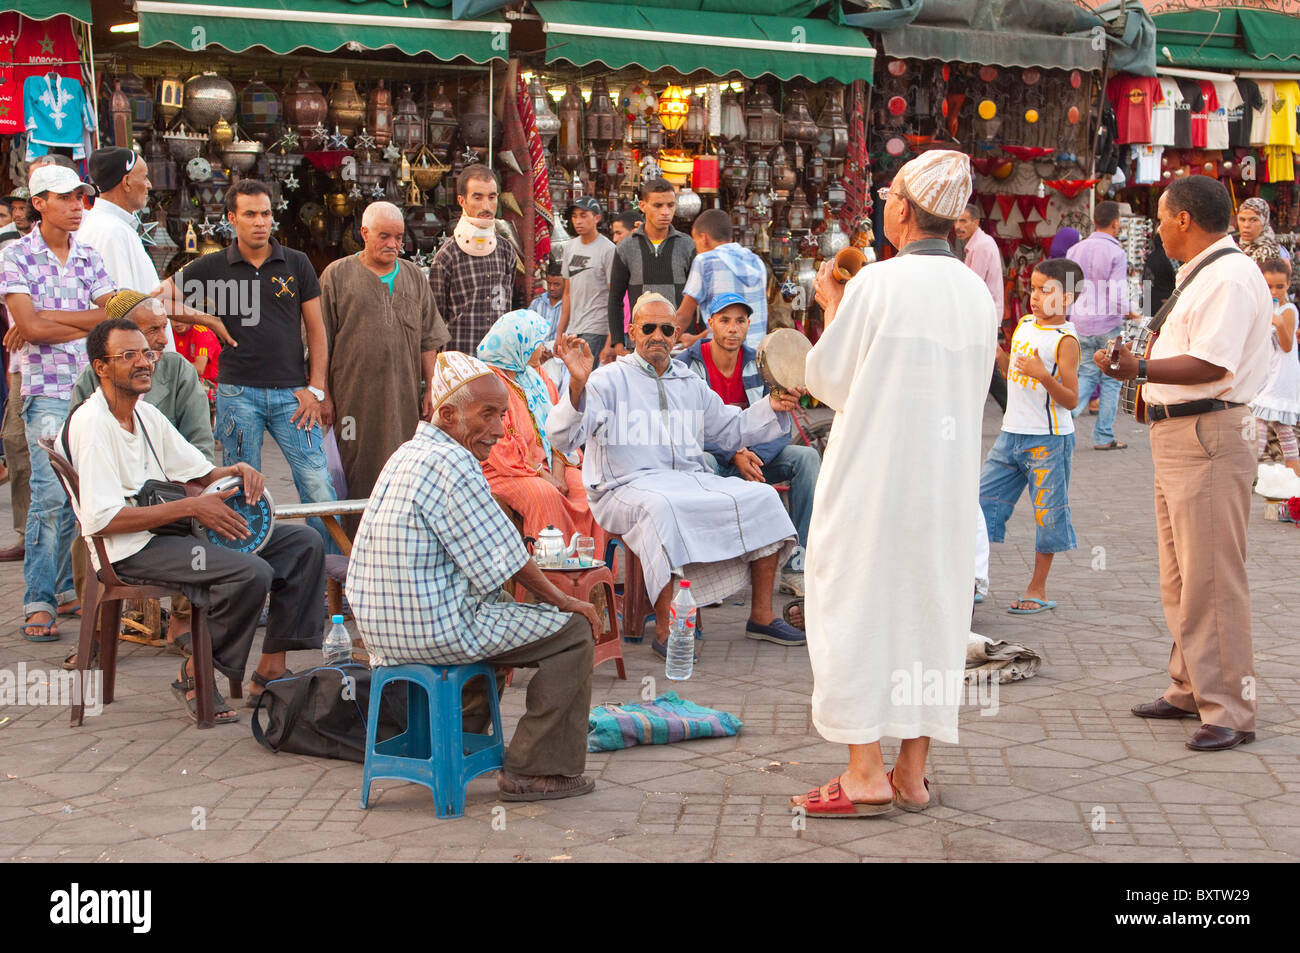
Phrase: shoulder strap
[
  {"left": 134, "top": 409, "right": 172, "bottom": 482},
  {"left": 60, "top": 398, "right": 84, "bottom": 462},
  {"left": 1147, "top": 247, "right": 1243, "bottom": 336}
]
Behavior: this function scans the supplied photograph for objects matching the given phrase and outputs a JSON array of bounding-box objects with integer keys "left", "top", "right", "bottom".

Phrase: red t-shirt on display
[
  {"left": 6, "top": 14, "right": 83, "bottom": 136},
  {"left": 702, "top": 342, "right": 747, "bottom": 408},
  {"left": 1191, "top": 80, "right": 1218, "bottom": 149},
  {"left": 1106, "top": 75, "right": 1163, "bottom": 144}
]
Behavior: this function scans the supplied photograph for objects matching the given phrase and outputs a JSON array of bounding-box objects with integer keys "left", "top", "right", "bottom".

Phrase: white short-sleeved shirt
[
  {"left": 76, "top": 200, "right": 176, "bottom": 352},
  {"left": 1144, "top": 237, "right": 1273, "bottom": 406},
  {"left": 66, "top": 389, "right": 212, "bottom": 568}
]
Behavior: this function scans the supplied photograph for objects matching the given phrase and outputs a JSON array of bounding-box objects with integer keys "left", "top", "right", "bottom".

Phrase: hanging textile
[
  {"left": 841, "top": 78, "right": 869, "bottom": 232},
  {"left": 516, "top": 72, "right": 552, "bottom": 264}
]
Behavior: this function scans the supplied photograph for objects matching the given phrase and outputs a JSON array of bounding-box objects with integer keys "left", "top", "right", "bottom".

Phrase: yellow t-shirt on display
[{"left": 1266, "top": 80, "right": 1300, "bottom": 147}]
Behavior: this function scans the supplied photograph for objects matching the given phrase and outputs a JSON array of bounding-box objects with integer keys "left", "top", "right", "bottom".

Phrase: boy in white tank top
[{"left": 979, "top": 258, "right": 1084, "bottom": 615}]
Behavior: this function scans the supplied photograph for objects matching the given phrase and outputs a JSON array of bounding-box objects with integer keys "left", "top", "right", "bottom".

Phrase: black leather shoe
[
  {"left": 1186, "top": 724, "right": 1256, "bottom": 751},
  {"left": 1131, "top": 698, "right": 1199, "bottom": 719}
]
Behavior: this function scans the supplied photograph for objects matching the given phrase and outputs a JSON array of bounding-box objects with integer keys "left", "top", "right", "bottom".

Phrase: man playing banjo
[{"left": 64, "top": 317, "right": 326, "bottom": 725}]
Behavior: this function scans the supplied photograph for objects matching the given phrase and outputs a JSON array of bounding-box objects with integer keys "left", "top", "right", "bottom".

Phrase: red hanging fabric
[
  {"left": 842, "top": 79, "right": 869, "bottom": 231},
  {"left": 516, "top": 73, "right": 552, "bottom": 265},
  {"left": 1019, "top": 221, "right": 1039, "bottom": 242},
  {"left": 978, "top": 194, "right": 996, "bottom": 219},
  {"left": 1001, "top": 145, "right": 1055, "bottom": 162},
  {"left": 996, "top": 193, "right": 1016, "bottom": 220},
  {"left": 1032, "top": 195, "right": 1051, "bottom": 220},
  {"left": 1015, "top": 195, "right": 1035, "bottom": 220}
]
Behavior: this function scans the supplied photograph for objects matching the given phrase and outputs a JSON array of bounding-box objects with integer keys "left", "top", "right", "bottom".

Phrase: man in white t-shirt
[
  {"left": 557, "top": 196, "right": 616, "bottom": 368},
  {"left": 65, "top": 317, "right": 326, "bottom": 725}
]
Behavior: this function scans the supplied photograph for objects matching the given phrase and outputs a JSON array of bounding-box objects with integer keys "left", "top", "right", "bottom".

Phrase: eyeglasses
[
  {"left": 876, "top": 186, "right": 890, "bottom": 202},
  {"left": 638, "top": 322, "right": 677, "bottom": 338},
  {"left": 106, "top": 349, "right": 159, "bottom": 364}
]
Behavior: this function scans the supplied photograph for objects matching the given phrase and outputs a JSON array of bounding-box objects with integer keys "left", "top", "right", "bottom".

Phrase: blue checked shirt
[
  {"left": 682, "top": 242, "right": 769, "bottom": 348},
  {"left": 345, "top": 422, "right": 568, "bottom": 665}
]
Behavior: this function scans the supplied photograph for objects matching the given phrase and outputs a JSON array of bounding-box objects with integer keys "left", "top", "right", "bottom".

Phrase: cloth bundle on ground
[
  {"left": 1255, "top": 462, "right": 1300, "bottom": 500},
  {"left": 587, "top": 691, "right": 742, "bottom": 752},
  {"left": 966, "top": 633, "right": 1042, "bottom": 683}
]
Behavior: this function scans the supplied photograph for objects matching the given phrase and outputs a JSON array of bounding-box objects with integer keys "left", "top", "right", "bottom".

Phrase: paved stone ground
[{"left": 1, "top": 401, "right": 1297, "bottom": 863}]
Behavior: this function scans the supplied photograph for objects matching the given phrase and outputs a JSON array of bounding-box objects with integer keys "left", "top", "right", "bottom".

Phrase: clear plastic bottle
[
  {"left": 665, "top": 580, "right": 697, "bottom": 681},
  {"left": 322, "top": 614, "right": 351, "bottom": 666}
]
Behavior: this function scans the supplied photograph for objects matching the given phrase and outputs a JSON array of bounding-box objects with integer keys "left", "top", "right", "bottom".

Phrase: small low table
[{"left": 536, "top": 563, "right": 627, "bottom": 680}]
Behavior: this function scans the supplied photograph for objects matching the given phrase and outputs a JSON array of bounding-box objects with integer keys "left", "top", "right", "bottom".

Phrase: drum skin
[
  {"left": 200, "top": 476, "right": 276, "bottom": 555},
  {"left": 757, "top": 328, "right": 812, "bottom": 396}
]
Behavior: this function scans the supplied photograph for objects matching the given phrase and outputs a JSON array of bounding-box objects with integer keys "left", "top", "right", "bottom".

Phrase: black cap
[
  {"left": 88, "top": 147, "right": 139, "bottom": 194},
  {"left": 571, "top": 195, "right": 602, "bottom": 217}
]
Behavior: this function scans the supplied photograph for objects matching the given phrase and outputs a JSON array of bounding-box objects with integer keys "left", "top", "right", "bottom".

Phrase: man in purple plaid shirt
[{"left": 1, "top": 165, "right": 115, "bottom": 641}]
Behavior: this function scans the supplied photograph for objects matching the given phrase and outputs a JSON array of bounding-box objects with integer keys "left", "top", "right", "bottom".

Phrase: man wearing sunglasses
[{"left": 551, "top": 292, "right": 808, "bottom": 657}]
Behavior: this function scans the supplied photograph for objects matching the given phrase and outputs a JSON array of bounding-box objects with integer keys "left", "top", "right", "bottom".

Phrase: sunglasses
[{"left": 638, "top": 322, "right": 677, "bottom": 338}]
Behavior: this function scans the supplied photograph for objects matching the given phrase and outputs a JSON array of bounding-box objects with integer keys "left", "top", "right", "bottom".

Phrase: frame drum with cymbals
[
  {"left": 756, "top": 328, "right": 811, "bottom": 397},
  {"left": 200, "top": 475, "right": 276, "bottom": 555}
]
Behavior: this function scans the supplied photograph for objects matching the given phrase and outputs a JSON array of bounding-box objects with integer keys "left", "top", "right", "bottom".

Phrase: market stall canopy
[
  {"left": 838, "top": 0, "right": 1156, "bottom": 75},
  {"left": 534, "top": 0, "right": 876, "bottom": 84},
  {"left": 1154, "top": 8, "right": 1300, "bottom": 72},
  {"left": 135, "top": 0, "right": 511, "bottom": 60},
  {"left": 6, "top": 0, "right": 92, "bottom": 22}
]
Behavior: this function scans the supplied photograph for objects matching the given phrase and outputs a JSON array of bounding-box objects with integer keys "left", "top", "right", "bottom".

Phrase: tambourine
[
  {"left": 756, "top": 329, "right": 812, "bottom": 397},
  {"left": 200, "top": 475, "right": 275, "bottom": 555}
]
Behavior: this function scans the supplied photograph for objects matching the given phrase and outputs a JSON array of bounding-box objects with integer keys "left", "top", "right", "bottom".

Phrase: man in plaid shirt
[
  {"left": 347, "top": 352, "right": 601, "bottom": 802},
  {"left": 675, "top": 209, "right": 769, "bottom": 350},
  {"left": 428, "top": 165, "right": 518, "bottom": 354},
  {"left": 2, "top": 165, "right": 115, "bottom": 641}
]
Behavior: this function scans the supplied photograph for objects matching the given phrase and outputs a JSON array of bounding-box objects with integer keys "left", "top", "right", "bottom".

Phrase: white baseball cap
[{"left": 27, "top": 164, "right": 94, "bottom": 198}]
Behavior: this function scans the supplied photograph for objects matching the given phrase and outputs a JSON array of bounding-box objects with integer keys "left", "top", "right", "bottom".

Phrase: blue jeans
[
  {"left": 702, "top": 443, "right": 821, "bottom": 552},
  {"left": 979, "top": 431, "right": 1077, "bottom": 554},
  {"left": 23, "top": 395, "right": 77, "bottom": 617},
  {"left": 1072, "top": 331, "right": 1122, "bottom": 446},
  {"left": 215, "top": 384, "right": 339, "bottom": 553}
]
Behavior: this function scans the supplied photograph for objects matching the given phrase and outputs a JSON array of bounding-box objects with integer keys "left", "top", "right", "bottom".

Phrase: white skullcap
[
  {"left": 895, "top": 149, "right": 972, "bottom": 221},
  {"left": 429, "top": 351, "right": 494, "bottom": 408},
  {"left": 631, "top": 291, "right": 674, "bottom": 322}
]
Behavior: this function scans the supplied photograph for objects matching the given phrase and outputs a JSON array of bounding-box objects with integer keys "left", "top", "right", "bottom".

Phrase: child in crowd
[
  {"left": 170, "top": 317, "right": 221, "bottom": 405},
  {"left": 980, "top": 257, "right": 1084, "bottom": 615},
  {"left": 1250, "top": 258, "right": 1300, "bottom": 477}
]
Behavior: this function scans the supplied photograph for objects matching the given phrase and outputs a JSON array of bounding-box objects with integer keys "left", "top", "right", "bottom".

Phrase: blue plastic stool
[{"left": 359, "top": 663, "right": 505, "bottom": 818}]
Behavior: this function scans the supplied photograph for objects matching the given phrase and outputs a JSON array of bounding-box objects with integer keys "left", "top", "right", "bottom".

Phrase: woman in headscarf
[
  {"left": 1237, "top": 197, "right": 1284, "bottom": 265},
  {"left": 476, "top": 309, "right": 607, "bottom": 556},
  {"left": 1048, "top": 226, "right": 1081, "bottom": 259}
]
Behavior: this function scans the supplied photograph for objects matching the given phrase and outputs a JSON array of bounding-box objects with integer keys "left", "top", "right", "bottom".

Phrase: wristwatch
[
  {"left": 306, "top": 385, "right": 325, "bottom": 401},
  {"left": 1135, "top": 359, "right": 1147, "bottom": 386}
]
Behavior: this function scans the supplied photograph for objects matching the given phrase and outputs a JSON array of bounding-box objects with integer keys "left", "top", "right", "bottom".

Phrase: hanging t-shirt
[
  {"left": 1232, "top": 79, "right": 1264, "bottom": 149},
  {"left": 1134, "top": 144, "right": 1164, "bottom": 185},
  {"left": 1106, "top": 75, "right": 1162, "bottom": 144},
  {"left": 1264, "top": 145, "right": 1295, "bottom": 184},
  {"left": 1174, "top": 79, "right": 1202, "bottom": 149},
  {"left": 1150, "top": 79, "right": 1182, "bottom": 147},
  {"left": 1189, "top": 81, "right": 1216, "bottom": 149},
  {"left": 1251, "top": 81, "right": 1275, "bottom": 146},
  {"left": 0, "top": 13, "right": 21, "bottom": 136},
  {"left": 1267, "top": 81, "right": 1300, "bottom": 148},
  {"left": 13, "top": 14, "right": 81, "bottom": 87},
  {"left": 23, "top": 73, "right": 87, "bottom": 151},
  {"left": 1207, "top": 80, "right": 1237, "bottom": 151}
]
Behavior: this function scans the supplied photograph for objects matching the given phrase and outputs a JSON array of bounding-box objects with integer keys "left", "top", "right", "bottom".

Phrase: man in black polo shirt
[{"left": 166, "top": 180, "right": 337, "bottom": 549}]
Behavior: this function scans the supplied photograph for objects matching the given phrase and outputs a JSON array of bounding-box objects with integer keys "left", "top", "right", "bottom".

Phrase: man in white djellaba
[
  {"left": 792, "top": 150, "right": 997, "bottom": 818},
  {"left": 549, "top": 292, "right": 808, "bottom": 657}
]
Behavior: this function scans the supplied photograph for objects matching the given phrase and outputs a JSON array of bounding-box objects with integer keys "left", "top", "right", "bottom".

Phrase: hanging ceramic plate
[
  {"left": 1025, "top": 109, "right": 1039, "bottom": 124},
  {"left": 978, "top": 99, "right": 997, "bottom": 120},
  {"left": 886, "top": 136, "right": 906, "bottom": 157},
  {"left": 1067, "top": 106, "right": 1081, "bottom": 125},
  {"left": 979, "top": 66, "right": 999, "bottom": 83},
  {"left": 1023, "top": 69, "right": 1041, "bottom": 86},
  {"left": 887, "top": 59, "right": 908, "bottom": 77},
  {"left": 888, "top": 95, "right": 907, "bottom": 116},
  {"left": 1070, "top": 70, "right": 1082, "bottom": 89}
]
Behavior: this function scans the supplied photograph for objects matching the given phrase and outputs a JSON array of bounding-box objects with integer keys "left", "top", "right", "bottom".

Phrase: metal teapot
[{"left": 532, "top": 525, "right": 580, "bottom": 568}]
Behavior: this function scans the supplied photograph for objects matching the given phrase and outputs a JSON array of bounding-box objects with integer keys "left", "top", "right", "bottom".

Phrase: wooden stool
[
  {"left": 538, "top": 564, "right": 626, "bottom": 680},
  {"left": 608, "top": 538, "right": 704, "bottom": 645}
]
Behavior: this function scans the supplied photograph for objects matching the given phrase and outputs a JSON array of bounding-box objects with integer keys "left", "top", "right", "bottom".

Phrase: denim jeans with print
[
  {"left": 23, "top": 395, "right": 77, "bottom": 618},
  {"left": 215, "top": 384, "right": 339, "bottom": 554}
]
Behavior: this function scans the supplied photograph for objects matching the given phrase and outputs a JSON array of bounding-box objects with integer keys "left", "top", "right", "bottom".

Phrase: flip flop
[
  {"left": 57, "top": 601, "right": 81, "bottom": 617},
  {"left": 1007, "top": 598, "right": 1056, "bottom": 615},
  {"left": 974, "top": 592, "right": 985, "bottom": 604},
  {"left": 887, "top": 769, "right": 933, "bottom": 812},
  {"left": 21, "top": 618, "right": 59, "bottom": 642},
  {"left": 650, "top": 638, "right": 697, "bottom": 662},
  {"left": 792, "top": 776, "right": 894, "bottom": 818},
  {"left": 1093, "top": 441, "right": 1127, "bottom": 450}
]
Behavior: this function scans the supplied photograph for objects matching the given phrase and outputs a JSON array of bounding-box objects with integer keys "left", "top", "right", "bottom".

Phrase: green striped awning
[
  {"left": 6, "top": 1, "right": 92, "bottom": 23},
  {"left": 1156, "top": 8, "right": 1300, "bottom": 72},
  {"left": 535, "top": 0, "right": 875, "bottom": 85},
  {"left": 136, "top": 0, "right": 510, "bottom": 60}
]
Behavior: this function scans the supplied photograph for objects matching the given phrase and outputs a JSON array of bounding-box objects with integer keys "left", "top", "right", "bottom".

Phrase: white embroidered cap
[
  {"left": 894, "top": 149, "right": 972, "bottom": 221},
  {"left": 429, "top": 351, "right": 495, "bottom": 409}
]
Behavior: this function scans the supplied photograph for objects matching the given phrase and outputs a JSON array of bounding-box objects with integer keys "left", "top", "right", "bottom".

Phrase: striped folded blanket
[{"left": 587, "top": 692, "right": 743, "bottom": 752}]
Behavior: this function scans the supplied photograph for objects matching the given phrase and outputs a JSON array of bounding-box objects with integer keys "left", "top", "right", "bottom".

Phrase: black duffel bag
[{"left": 250, "top": 663, "right": 407, "bottom": 763}]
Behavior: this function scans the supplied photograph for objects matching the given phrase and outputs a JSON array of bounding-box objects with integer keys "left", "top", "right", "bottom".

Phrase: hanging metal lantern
[
  {"left": 183, "top": 71, "right": 237, "bottom": 130},
  {"left": 367, "top": 80, "right": 393, "bottom": 148},
  {"left": 658, "top": 84, "right": 689, "bottom": 134},
  {"left": 782, "top": 88, "right": 817, "bottom": 145},
  {"left": 645, "top": 114, "right": 664, "bottom": 154},
  {"left": 283, "top": 69, "right": 329, "bottom": 137},
  {"left": 586, "top": 76, "right": 616, "bottom": 144},
  {"left": 558, "top": 82, "right": 584, "bottom": 173},
  {"left": 144, "top": 138, "right": 178, "bottom": 193},
  {"left": 674, "top": 185, "right": 702, "bottom": 223},
  {"left": 771, "top": 145, "right": 796, "bottom": 197},
  {"left": 392, "top": 84, "right": 424, "bottom": 155},
  {"left": 744, "top": 85, "right": 781, "bottom": 154},
  {"left": 603, "top": 142, "right": 629, "bottom": 193},
  {"left": 786, "top": 185, "right": 811, "bottom": 231},
  {"left": 720, "top": 88, "right": 746, "bottom": 143},
  {"left": 327, "top": 72, "right": 366, "bottom": 138},
  {"left": 748, "top": 153, "right": 771, "bottom": 192},
  {"left": 723, "top": 150, "right": 749, "bottom": 204},
  {"left": 460, "top": 83, "right": 501, "bottom": 156},
  {"left": 825, "top": 174, "right": 847, "bottom": 212},
  {"left": 815, "top": 84, "right": 848, "bottom": 159},
  {"left": 119, "top": 70, "right": 153, "bottom": 140},
  {"left": 210, "top": 117, "right": 235, "bottom": 150},
  {"left": 682, "top": 91, "right": 706, "bottom": 145},
  {"left": 238, "top": 75, "right": 281, "bottom": 143},
  {"left": 531, "top": 78, "right": 561, "bottom": 146},
  {"left": 156, "top": 73, "right": 184, "bottom": 127},
  {"left": 626, "top": 113, "right": 647, "bottom": 147},
  {"left": 425, "top": 84, "right": 458, "bottom": 160}
]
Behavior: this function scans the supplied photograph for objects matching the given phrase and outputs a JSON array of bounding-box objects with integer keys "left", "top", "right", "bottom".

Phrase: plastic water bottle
[
  {"left": 665, "top": 580, "right": 697, "bottom": 681},
  {"left": 323, "top": 614, "right": 351, "bottom": 666}
]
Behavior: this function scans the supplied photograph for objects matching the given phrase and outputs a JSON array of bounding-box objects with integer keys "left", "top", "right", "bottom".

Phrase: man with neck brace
[
  {"left": 549, "top": 292, "right": 808, "bottom": 656},
  {"left": 428, "top": 164, "right": 520, "bottom": 354}
]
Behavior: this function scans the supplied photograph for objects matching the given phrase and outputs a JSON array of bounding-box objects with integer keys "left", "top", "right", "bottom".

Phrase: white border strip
[
  {"left": 135, "top": 1, "right": 510, "bottom": 33},
  {"left": 542, "top": 20, "right": 874, "bottom": 59}
]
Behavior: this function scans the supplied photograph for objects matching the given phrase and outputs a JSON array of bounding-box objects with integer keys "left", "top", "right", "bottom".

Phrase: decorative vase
[
  {"left": 328, "top": 72, "right": 366, "bottom": 137},
  {"left": 282, "top": 69, "right": 328, "bottom": 137}
]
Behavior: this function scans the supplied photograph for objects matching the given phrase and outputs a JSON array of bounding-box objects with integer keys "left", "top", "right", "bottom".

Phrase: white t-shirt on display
[{"left": 1151, "top": 79, "right": 1182, "bottom": 146}]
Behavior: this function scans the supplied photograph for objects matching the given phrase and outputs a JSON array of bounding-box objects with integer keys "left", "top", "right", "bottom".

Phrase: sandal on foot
[
  {"left": 792, "top": 776, "right": 893, "bottom": 818},
  {"left": 165, "top": 631, "right": 193, "bottom": 658},
  {"left": 21, "top": 617, "right": 59, "bottom": 642},
  {"left": 170, "top": 664, "right": 239, "bottom": 725},
  {"left": 887, "top": 769, "right": 933, "bottom": 812},
  {"left": 1093, "top": 440, "right": 1127, "bottom": 451},
  {"left": 57, "top": 601, "right": 81, "bottom": 617},
  {"left": 782, "top": 599, "right": 805, "bottom": 631},
  {"left": 245, "top": 668, "right": 292, "bottom": 708},
  {"left": 1007, "top": 598, "right": 1056, "bottom": 615}
]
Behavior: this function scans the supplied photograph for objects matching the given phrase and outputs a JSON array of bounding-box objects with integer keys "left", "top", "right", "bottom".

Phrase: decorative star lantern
[
  {"left": 137, "top": 220, "right": 159, "bottom": 247},
  {"left": 274, "top": 196, "right": 289, "bottom": 212},
  {"left": 197, "top": 219, "right": 217, "bottom": 236},
  {"left": 382, "top": 142, "right": 401, "bottom": 162},
  {"left": 282, "top": 172, "right": 300, "bottom": 191},
  {"left": 348, "top": 183, "right": 363, "bottom": 200}
]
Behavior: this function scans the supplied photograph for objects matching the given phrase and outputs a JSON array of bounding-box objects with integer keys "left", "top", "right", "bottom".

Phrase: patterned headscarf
[
  {"left": 1238, "top": 197, "right": 1282, "bottom": 264},
  {"left": 476, "top": 309, "right": 559, "bottom": 462}
]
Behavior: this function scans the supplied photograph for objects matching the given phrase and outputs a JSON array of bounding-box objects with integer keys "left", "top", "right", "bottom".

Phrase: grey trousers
[
  {"left": 464, "top": 612, "right": 594, "bottom": 778},
  {"left": 112, "top": 523, "right": 326, "bottom": 681},
  {"left": 3, "top": 371, "right": 30, "bottom": 532}
]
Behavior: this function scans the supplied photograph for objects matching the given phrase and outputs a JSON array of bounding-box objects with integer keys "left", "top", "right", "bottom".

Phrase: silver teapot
[{"left": 532, "top": 525, "right": 579, "bottom": 569}]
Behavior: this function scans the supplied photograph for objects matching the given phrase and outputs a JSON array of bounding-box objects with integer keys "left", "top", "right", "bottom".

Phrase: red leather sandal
[{"left": 792, "top": 776, "right": 894, "bottom": 818}]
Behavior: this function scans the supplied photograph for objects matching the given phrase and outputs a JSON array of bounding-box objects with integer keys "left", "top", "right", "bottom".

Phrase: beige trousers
[
  {"left": 1150, "top": 407, "right": 1257, "bottom": 731},
  {"left": 3, "top": 371, "right": 30, "bottom": 532}
]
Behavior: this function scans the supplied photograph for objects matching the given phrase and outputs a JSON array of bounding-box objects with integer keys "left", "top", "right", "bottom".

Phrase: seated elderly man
[
  {"left": 346, "top": 352, "right": 602, "bottom": 803},
  {"left": 64, "top": 318, "right": 326, "bottom": 725},
  {"left": 550, "top": 292, "right": 807, "bottom": 655}
]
